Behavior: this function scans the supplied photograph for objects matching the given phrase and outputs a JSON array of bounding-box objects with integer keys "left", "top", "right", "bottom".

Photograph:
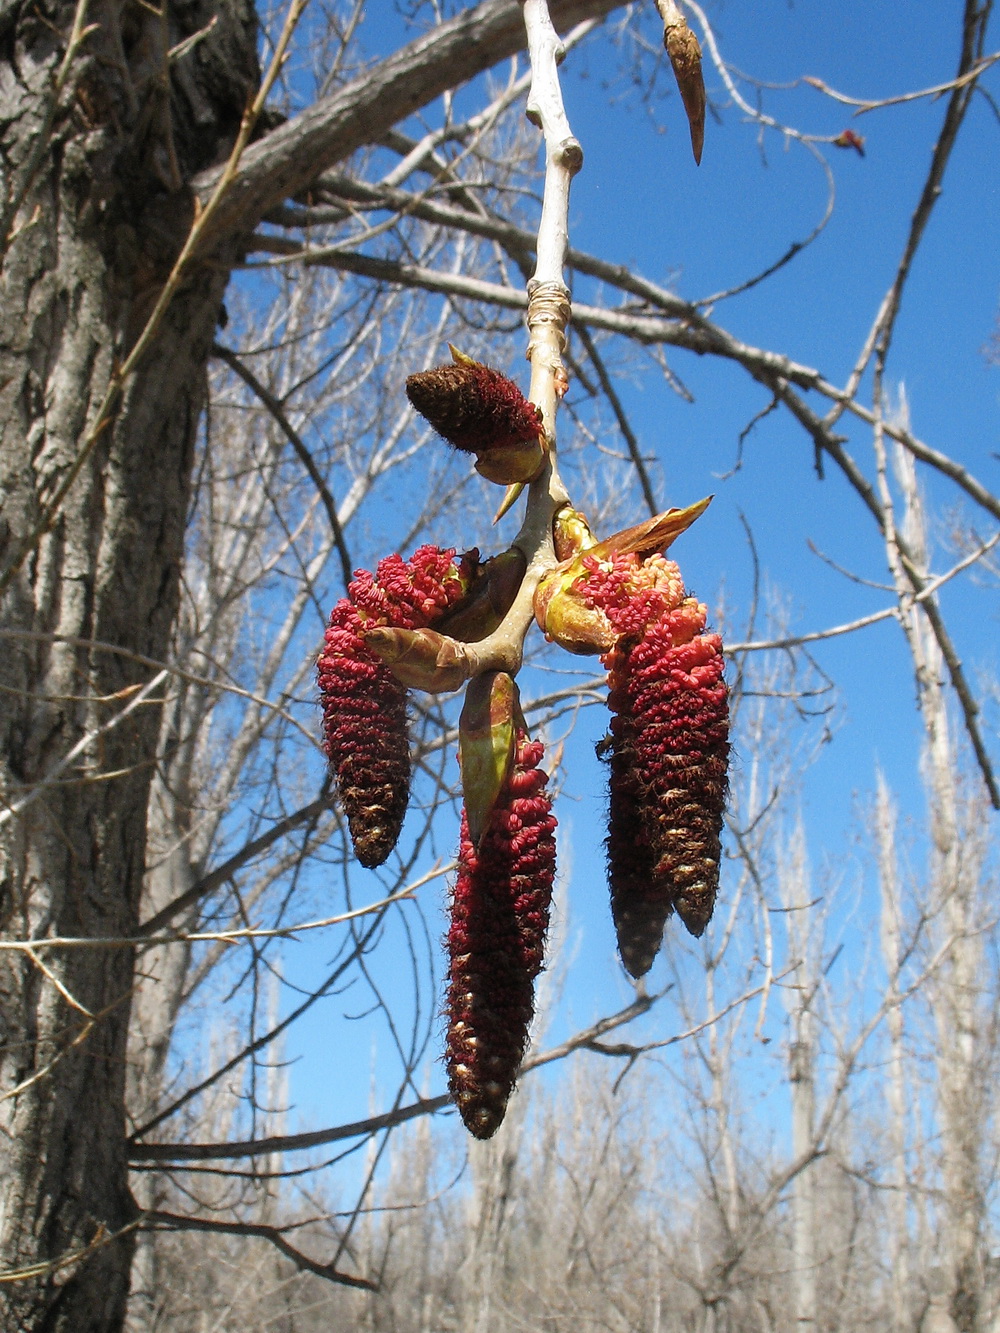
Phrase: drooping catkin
[
  {"left": 445, "top": 733, "right": 557, "bottom": 1139},
  {"left": 317, "top": 547, "right": 476, "bottom": 867}
]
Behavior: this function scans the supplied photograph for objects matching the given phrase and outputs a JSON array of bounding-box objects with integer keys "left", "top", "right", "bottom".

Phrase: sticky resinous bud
[
  {"left": 458, "top": 671, "right": 520, "bottom": 848},
  {"left": 661, "top": 4, "right": 706, "bottom": 164},
  {"left": 363, "top": 626, "right": 472, "bottom": 694},
  {"left": 406, "top": 345, "right": 546, "bottom": 486}
]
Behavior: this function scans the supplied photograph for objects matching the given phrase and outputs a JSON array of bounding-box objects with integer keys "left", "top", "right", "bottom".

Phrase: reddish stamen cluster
[
  {"left": 585, "top": 554, "right": 729, "bottom": 977},
  {"left": 317, "top": 547, "right": 475, "bottom": 868},
  {"left": 445, "top": 734, "right": 557, "bottom": 1139}
]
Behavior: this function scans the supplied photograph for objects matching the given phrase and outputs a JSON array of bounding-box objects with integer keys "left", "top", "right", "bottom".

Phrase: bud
[
  {"left": 535, "top": 499, "right": 713, "bottom": 655},
  {"left": 552, "top": 505, "right": 598, "bottom": 562},
  {"left": 663, "top": 12, "right": 706, "bottom": 164},
  {"left": 363, "top": 626, "right": 472, "bottom": 693},
  {"left": 317, "top": 546, "right": 476, "bottom": 867},
  {"left": 406, "top": 345, "right": 546, "bottom": 485},
  {"left": 436, "top": 547, "right": 527, "bottom": 643},
  {"left": 533, "top": 564, "right": 617, "bottom": 656},
  {"left": 459, "top": 672, "right": 519, "bottom": 848},
  {"left": 445, "top": 728, "right": 557, "bottom": 1139}
]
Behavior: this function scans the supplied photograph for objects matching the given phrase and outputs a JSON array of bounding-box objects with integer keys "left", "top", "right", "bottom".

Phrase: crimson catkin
[
  {"left": 317, "top": 547, "right": 475, "bottom": 867},
  {"left": 445, "top": 733, "right": 557, "bottom": 1139}
]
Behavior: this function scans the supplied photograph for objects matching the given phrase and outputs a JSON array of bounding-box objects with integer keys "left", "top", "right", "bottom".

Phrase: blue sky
[{"left": 239, "top": 0, "right": 999, "bottom": 1173}]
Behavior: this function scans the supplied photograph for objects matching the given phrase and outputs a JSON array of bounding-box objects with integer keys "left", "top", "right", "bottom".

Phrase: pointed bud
[
  {"left": 406, "top": 347, "right": 546, "bottom": 485},
  {"left": 446, "top": 729, "right": 557, "bottom": 1139},
  {"left": 552, "top": 505, "right": 598, "bottom": 562},
  {"left": 459, "top": 672, "right": 519, "bottom": 847},
  {"left": 663, "top": 15, "right": 705, "bottom": 164}
]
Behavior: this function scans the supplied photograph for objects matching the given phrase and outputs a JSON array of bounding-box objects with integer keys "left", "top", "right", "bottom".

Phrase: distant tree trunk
[
  {"left": 894, "top": 442, "right": 985, "bottom": 1333},
  {"left": 781, "top": 822, "right": 817, "bottom": 1333},
  {"left": 0, "top": 0, "right": 258, "bottom": 1324},
  {"left": 877, "top": 773, "right": 912, "bottom": 1333}
]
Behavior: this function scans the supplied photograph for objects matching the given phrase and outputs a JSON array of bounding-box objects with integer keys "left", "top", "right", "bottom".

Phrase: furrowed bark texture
[
  {"left": 0, "top": 0, "right": 625, "bottom": 1323},
  {"left": 0, "top": 0, "right": 257, "bottom": 1326}
]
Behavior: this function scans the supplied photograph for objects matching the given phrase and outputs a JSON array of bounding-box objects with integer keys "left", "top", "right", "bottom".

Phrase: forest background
[{"left": 0, "top": 0, "right": 997, "bottom": 1328}]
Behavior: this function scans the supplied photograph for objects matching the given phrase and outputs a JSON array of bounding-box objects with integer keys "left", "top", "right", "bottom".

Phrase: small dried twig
[
  {"left": 0, "top": 0, "right": 97, "bottom": 250},
  {"left": 128, "top": 994, "right": 658, "bottom": 1161},
  {"left": 0, "top": 1221, "right": 142, "bottom": 1286},
  {"left": 802, "top": 55, "right": 1000, "bottom": 116},
  {"left": 212, "top": 342, "right": 353, "bottom": 589},
  {"left": 142, "top": 1210, "right": 375, "bottom": 1290},
  {"left": 725, "top": 533, "right": 1000, "bottom": 654},
  {"left": 0, "top": 888, "right": 422, "bottom": 953}
]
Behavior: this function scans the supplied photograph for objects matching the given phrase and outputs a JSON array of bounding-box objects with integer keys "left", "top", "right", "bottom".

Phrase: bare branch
[
  {"left": 212, "top": 342, "right": 353, "bottom": 589},
  {"left": 142, "top": 1210, "right": 376, "bottom": 1290},
  {"left": 190, "top": 0, "right": 627, "bottom": 244}
]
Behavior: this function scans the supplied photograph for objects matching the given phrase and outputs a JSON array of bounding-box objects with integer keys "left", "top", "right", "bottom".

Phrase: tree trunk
[
  {"left": 0, "top": 0, "right": 257, "bottom": 1324},
  {"left": 893, "top": 442, "right": 986, "bottom": 1333},
  {"left": 781, "top": 822, "right": 817, "bottom": 1333},
  {"left": 877, "top": 773, "right": 912, "bottom": 1333}
]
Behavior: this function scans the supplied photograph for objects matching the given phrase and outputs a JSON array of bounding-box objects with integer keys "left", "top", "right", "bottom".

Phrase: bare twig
[
  {"left": 802, "top": 54, "right": 1000, "bottom": 116},
  {"left": 128, "top": 995, "right": 658, "bottom": 1161},
  {"left": 213, "top": 342, "right": 353, "bottom": 588},
  {"left": 142, "top": 1210, "right": 375, "bottom": 1290}
]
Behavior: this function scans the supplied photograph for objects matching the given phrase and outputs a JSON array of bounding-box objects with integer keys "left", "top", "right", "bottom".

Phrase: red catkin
[
  {"left": 317, "top": 547, "right": 473, "bottom": 868},
  {"left": 445, "top": 734, "right": 557, "bottom": 1139},
  {"left": 585, "top": 554, "right": 729, "bottom": 976},
  {"left": 406, "top": 362, "right": 542, "bottom": 455}
]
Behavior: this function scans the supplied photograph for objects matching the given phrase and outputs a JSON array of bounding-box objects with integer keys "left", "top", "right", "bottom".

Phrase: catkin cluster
[{"left": 318, "top": 357, "right": 729, "bottom": 1137}]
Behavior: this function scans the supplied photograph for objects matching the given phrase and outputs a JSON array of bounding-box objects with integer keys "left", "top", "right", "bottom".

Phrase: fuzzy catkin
[
  {"left": 445, "top": 734, "right": 557, "bottom": 1139},
  {"left": 606, "top": 623, "right": 729, "bottom": 975},
  {"left": 317, "top": 547, "right": 473, "bottom": 868},
  {"left": 579, "top": 553, "right": 729, "bottom": 976},
  {"left": 406, "top": 362, "right": 541, "bottom": 454}
]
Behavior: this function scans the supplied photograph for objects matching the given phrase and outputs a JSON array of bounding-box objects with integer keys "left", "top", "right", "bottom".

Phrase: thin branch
[
  {"left": 802, "top": 54, "right": 1000, "bottom": 116},
  {"left": 142, "top": 1210, "right": 375, "bottom": 1290},
  {"left": 213, "top": 343, "right": 353, "bottom": 589},
  {"left": 725, "top": 532, "right": 1000, "bottom": 653},
  {"left": 574, "top": 323, "right": 658, "bottom": 515},
  {"left": 0, "top": 889, "right": 419, "bottom": 953},
  {"left": 137, "top": 795, "right": 332, "bottom": 936},
  {"left": 128, "top": 995, "right": 656, "bottom": 1161}
]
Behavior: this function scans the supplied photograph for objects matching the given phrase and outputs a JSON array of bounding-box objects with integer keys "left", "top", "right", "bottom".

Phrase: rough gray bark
[
  {"left": 0, "top": 0, "right": 257, "bottom": 1322},
  {"left": 0, "top": 0, "right": 625, "bottom": 1325}
]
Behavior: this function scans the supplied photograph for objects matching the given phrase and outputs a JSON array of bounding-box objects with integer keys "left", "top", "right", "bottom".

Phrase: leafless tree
[{"left": 1, "top": 0, "right": 997, "bottom": 1329}]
